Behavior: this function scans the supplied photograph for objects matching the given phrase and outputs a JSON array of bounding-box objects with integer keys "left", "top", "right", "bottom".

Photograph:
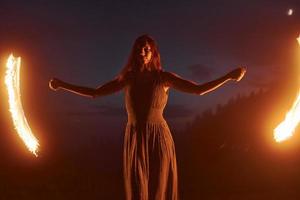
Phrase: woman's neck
[{"left": 139, "top": 64, "right": 151, "bottom": 72}]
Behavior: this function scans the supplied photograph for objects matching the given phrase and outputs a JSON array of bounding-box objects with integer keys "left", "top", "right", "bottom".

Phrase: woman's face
[{"left": 138, "top": 42, "right": 152, "bottom": 65}]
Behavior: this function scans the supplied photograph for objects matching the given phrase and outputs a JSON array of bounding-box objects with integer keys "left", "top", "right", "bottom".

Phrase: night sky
[{"left": 1, "top": 0, "right": 300, "bottom": 199}]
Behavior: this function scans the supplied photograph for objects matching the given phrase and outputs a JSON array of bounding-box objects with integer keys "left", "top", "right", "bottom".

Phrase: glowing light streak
[
  {"left": 5, "top": 54, "right": 39, "bottom": 156},
  {"left": 274, "top": 36, "right": 300, "bottom": 142}
]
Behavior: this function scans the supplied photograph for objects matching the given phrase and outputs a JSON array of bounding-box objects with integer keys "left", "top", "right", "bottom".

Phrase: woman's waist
[{"left": 127, "top": 109, "right": 165, "bottom": 124}]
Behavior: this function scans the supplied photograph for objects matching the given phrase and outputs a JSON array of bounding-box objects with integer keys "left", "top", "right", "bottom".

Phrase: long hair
[{"left": 118, "top": 34, "right": 162, "bottom": 79}]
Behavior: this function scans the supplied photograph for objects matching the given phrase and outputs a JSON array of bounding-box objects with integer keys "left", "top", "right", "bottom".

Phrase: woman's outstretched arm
[
  {"left": 162, "top": 67, "right": 246, "bottom": 95},
  {"left": 49, "top": 77, "right": 126, "bottom": 98}
]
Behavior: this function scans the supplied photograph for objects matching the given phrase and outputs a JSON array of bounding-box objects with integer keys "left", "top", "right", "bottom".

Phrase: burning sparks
[
  {"left": 274, "top": 36, "right": 300, "bottom": 143},
  {"left": 5, "top": 54, "right": 39, "bottom": 156}
]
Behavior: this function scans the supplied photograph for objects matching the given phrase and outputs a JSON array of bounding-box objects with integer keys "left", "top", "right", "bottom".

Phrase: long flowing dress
[{"left": 123, "top": 70, "right": 178, "bottom": 200}]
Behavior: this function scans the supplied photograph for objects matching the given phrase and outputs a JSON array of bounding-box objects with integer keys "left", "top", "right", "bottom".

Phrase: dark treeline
[{"left": 177, "top": 86, "right": 300, "bottom": 199}]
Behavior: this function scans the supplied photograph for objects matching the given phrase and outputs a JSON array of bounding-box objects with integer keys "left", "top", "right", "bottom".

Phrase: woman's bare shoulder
[
  {"left": 159, "top": 71, "right": 182, "bottom": 87},
  {"left": 160, "top": 71, "right": 181, "bottom": 81},
  {"left": 120, "top": 70, "right": 135, "bottom": 82}
]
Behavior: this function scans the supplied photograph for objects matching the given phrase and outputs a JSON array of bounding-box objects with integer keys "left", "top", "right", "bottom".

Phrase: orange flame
[
  {"left": 5, "top": 54, "right": 39, "bottom": 156},
  {"left": 274, "top": 36, "right": 300, "bottom": 142}
]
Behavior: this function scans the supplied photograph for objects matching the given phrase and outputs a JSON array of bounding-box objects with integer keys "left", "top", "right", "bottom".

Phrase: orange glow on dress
[
  {"left": 274, "top": 36, "right": 300, "bottom": 142},
  {"left": 5, "top": 54, "right": 39, "bottom": 156}
]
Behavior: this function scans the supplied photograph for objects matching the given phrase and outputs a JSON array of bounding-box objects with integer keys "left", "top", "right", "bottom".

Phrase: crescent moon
[{"left": 5, "top": 54, "right": 39, "bottom": 156}]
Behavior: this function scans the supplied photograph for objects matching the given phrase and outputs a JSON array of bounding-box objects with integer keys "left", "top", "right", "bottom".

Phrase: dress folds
[{"left": 123, "top": 71, "right": 178, "bottom": 200}]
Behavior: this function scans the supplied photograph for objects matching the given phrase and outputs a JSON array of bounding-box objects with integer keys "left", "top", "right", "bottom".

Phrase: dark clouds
[{"left": 186, "top": 64, "right": 215, "bottom": 80}]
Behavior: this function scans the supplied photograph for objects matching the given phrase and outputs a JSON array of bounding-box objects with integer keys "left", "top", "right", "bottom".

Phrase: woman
[{"left": 49, "top": 34, "right": 246, "bottom": 200}]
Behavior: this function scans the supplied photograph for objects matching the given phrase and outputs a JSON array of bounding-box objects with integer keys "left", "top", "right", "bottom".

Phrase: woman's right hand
[
  {"left": 49, "top": 78, "right": 63, "bottom": 91},
  {"left": 227, "top": 67, "right": 246, "bottom": 82}
]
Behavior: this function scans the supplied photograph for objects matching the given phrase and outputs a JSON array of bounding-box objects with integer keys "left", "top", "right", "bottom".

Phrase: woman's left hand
[
  {"left": 49, "top": 78, "right": 64, "bottom": 91},
  {"left": 227, "top": 67, "right": 246, "bottom": 82}
]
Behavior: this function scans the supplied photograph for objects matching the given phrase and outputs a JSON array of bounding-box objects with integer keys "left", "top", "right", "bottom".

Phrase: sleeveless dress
[{"left": 123, "top": 71, "right": 178, "bottom": 200}]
